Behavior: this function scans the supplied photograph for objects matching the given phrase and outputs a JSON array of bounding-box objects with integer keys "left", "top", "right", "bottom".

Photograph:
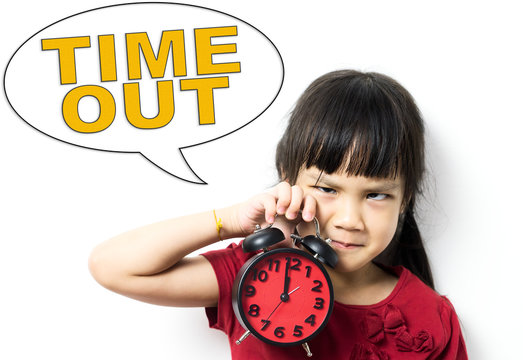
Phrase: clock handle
[
  {"left": 291, "top": 217, "right": 338, "bottom": 268},
  {"left": 290, "top": 216, "right": 323, "bottom": 244}
]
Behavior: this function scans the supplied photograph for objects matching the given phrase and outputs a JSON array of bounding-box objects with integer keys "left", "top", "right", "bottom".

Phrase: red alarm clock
[{"left": 232, "top": 218, "right": 338, "bottom": 357}]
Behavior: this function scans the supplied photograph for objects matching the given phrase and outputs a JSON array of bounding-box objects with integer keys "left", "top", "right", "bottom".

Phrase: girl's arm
[{"left": 88, "top": 182, "right": 317, "bottom": 308}]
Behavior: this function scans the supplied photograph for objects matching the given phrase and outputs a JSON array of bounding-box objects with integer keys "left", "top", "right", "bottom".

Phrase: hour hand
[{"left": 281, "top": 259, "right": 290, "bottom": 302}]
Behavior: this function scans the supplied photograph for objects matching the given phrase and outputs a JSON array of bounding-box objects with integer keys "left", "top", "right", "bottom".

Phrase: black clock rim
[{"left": 232, "top": 247, "right": 334, "bottom": 347}]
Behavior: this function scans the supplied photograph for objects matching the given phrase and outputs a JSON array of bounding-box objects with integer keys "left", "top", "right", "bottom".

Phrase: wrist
[{"left": 213, "top": 205, "right": 246, "bottom": 240}]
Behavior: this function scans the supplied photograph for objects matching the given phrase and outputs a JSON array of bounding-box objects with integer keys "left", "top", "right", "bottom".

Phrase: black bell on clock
[{"left": 242, "top": 226, "right": 285, "bottom": 252}]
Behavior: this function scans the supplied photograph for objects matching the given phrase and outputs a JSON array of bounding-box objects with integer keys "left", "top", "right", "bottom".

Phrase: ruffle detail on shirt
[
  {"left": 414, "top": 330, "right": 434, "bottom": 352},
  {"left": 360, "top": 304, "right": 434, "bottom": 353},
  {"left": 350, "top": 343, "right": 390, "bottom": 360}
]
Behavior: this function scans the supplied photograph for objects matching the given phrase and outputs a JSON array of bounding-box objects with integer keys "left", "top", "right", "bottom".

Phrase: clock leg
[
  {"left": 302, "top": 342, "right": 313, "bottom": 357},
  {"left": 235, "top": 330, "right": 251, "bottom": 345}
]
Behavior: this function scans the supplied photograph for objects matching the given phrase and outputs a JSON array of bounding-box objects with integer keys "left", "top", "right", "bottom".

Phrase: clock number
[
  {"left": 313, "top": 297, "right": 325, "bottom": 309},
  {"left": 274, "top": 326, "right": 285, "bottom": 338},
  {"left": 290, "top": 258, "right": 302, "bottom": 271},
  {"left": 245, "top": 285, "right": 256, "bottom": 297},
  {"left": 258, "top": 270, "right": 268, "bottom": 282},
  {"left": 248, "top": 304, "right": 260, "bottom": 317},
  {"left": 261, "top": 319, "right": 271, "bottom": 331},
  {"left": 311, "top": 280, "right": 323, "bottom": 292},
  {"left": 252, "top": 268, "right": 268, "bottom": 282},
  {"left": 305, "top": 265, "right": 312, "bottom": 278},
  {"left": 268, "top": 259, "right": 280, "bottom": 272},
  {"left": 285, "top": 257, "right": 302, "bottom": 271},
  {"left": 305, "top": 314, "right": 317, "bottom": 327},
  {"left": 293, "top": 325, "right": 304, "bottom": 337}
]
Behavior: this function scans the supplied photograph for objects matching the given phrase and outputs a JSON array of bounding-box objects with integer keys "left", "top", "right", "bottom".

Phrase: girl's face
[{"left": 295, "top": 167, "right": 405, "bottom": 274}]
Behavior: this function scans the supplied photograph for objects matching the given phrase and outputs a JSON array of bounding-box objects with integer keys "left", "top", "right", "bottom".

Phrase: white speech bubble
[{"left": 4, "top": 3, "right": 284, "bottom": 184}]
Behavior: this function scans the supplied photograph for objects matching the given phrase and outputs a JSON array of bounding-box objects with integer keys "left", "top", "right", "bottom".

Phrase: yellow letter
[
  {"left": 123, "top": 80, "right": 175, "bottom": 129},
  {"left": 42, "top": 36, "right": 91, "bottom": 84},
  {"left": 194, "top": 26, "right": 241, "bottom": 75},
  {"left": 99, "top": 35, "right": 117, "bottom": 82},
  {"left": 126, "top": 30, "right": 186, "bottom": 80},
  {"left": 62, "top": 85, "right": 115, "bottom": 133},
  {"left": 180, "top": 76, "right": 229, "bottom": 125}
]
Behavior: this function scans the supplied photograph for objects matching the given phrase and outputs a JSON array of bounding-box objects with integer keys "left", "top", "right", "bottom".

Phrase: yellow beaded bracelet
[{"left": 213, "top": 209, "right": 223, "bottom": 241}]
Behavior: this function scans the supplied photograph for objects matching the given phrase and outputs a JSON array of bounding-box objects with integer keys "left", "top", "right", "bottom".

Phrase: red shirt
[{"left": 202, "top": 242, "right": 467, "bottom": 359}]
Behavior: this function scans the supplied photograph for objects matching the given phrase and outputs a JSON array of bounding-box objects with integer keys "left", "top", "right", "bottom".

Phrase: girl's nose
[{"left": 332, "top": 202, "right": 364, "bottom": 231}]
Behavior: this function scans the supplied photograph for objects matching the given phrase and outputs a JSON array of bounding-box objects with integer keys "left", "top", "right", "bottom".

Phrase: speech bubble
[{"left": 4, "top": 3, "right": 284, "bottom": 184}]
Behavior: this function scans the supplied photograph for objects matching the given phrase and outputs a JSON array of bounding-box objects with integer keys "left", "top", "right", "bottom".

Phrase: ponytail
[{"left": 375, "top": 205, "right": 434, "bottom": 289}]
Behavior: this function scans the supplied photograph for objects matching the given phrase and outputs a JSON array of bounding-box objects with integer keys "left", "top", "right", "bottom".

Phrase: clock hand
[
  {"left": 288, "top": 286, "right": 300, "bottom": 295},
  {"left": 264, "top": 300, "right": 283, "bottom": 322},
  {"left": 238, "top": 286, "right": 303, "bottom": 346},
  {"left": 281, "top": 258, "right": 291, "bottom": 302},
  {"left": 262, "top": 286, "right": 301, "bottom": 327}
]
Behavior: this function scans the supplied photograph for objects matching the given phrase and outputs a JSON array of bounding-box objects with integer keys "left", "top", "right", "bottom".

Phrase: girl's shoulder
[
  {"left": 386, "top": 265, "right": 459, "bottom": 318},
  {"left": 393, "top": 265, "right": 443, "bottom": 301},
  {"left": 335, "top": 265, "right": 454, "bottom": 316},
  {"left": 345, "top": 266, "right": 467, "bottom": 357}
]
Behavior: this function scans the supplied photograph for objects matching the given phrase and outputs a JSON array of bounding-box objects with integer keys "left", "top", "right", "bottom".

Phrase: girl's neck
[{"left": 328, "top": 262, "right": 399, "bottom": 306}]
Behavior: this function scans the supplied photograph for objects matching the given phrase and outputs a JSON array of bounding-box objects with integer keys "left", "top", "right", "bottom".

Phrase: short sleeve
[
  {"left": 201, "top": 242, "right": 250, "bottom": 335},
  {"left": 438, "top": 296, "right": 468, "bottom": 359}
]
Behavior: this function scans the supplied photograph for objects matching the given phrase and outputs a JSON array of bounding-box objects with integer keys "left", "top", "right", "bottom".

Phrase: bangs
[
  {"left": 298, "top": 75, "right": 404, "bottom": 179},
  {"left": 276, "top": 70, "right": 424, "bottom": 198}
]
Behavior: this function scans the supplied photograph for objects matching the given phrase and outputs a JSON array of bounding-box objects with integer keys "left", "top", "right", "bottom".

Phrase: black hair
[{"left": 276, "top": 70, "right": 434, "bottom": 289}]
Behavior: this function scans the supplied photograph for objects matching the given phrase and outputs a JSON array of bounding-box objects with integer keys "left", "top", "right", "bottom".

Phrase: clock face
[{"left": 233, "top": 248, "right": 334, "bottom": 346}]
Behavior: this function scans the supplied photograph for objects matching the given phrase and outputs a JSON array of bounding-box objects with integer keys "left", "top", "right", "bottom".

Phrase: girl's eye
[
  {"left": 314, "top": 186, "right": 337, "bottom": 194},
  {"left": 367, "top": 193, "right": 388, "bottom": 200}
]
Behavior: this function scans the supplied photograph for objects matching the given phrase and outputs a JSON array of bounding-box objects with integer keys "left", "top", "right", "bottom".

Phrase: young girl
[{"left": 89, "top": 70, "right": 467, "bottom": 359}]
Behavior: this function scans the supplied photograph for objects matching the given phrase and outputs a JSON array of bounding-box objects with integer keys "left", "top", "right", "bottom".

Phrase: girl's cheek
[{"left": 367, "top": 210, "right": 400, "bottom": 237}]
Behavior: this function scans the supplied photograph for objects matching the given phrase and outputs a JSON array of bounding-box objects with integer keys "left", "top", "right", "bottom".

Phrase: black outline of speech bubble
[{"left": 3, "top": 2, "right": 285, "bottom": 185}]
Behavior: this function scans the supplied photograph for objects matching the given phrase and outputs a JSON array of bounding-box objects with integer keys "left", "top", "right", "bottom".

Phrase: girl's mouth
[{"left": 329, "top": 239, "right": 364, "bottom": 250}]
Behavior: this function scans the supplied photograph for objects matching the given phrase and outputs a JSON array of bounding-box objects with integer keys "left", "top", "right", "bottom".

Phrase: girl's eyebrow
[
  {"left": 305, "top": 170, "right": 402, "bottom": 192},
  {"left": 364, "top": 182, "right": 401, "bottom": 192},
  {"left": 302, "top": 170, "right": 327, "bottom": 185}
]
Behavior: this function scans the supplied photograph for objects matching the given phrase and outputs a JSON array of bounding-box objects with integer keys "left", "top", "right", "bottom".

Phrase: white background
[{"left": 1, "top": 1, "right": 522, "bottom": 359}]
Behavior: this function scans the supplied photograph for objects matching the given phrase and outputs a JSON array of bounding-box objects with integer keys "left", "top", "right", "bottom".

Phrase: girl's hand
[{"left": 232, "top": 182, "right": 317, "bottom": 245}]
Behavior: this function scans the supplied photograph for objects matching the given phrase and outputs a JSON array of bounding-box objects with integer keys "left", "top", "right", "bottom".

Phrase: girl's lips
[{"left": 330, "top": 240, "right": 364, "bottom": 250}]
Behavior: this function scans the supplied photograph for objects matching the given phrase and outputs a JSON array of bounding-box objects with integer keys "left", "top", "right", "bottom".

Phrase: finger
[
  {"left": 285, "top": 185, "right": 304, "bottom": 220},
  {"left": 258, "top": 193, "right": 277, "bottom": 224},
  {"left": 300, "top": 194, "right": 317, "bottom": 222},
  {"left": 274, "top": 182, "right": 292, "bottom": 215}
]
